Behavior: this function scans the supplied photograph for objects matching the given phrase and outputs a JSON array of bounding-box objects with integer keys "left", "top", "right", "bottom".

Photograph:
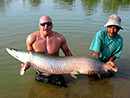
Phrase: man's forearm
[
  {"left": 109, "top": 55, "right": 116, "bottom": 62},
  {"left": 91, "top": 51, "right": 100, "bottom": 59}
]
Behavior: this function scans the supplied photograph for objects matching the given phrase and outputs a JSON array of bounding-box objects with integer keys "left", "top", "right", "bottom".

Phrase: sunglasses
[{"left": 40, "top": 22, "right": 52, "bottom": 26}]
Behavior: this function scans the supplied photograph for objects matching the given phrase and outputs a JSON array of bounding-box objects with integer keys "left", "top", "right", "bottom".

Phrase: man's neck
[{"left": 40, "top": 30, "right": 52, "bottom": 38}]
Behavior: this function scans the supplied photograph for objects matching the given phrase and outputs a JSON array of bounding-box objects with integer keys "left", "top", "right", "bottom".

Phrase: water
[{"left": 0, "top": 0, "right": 130, "bottom": 98}]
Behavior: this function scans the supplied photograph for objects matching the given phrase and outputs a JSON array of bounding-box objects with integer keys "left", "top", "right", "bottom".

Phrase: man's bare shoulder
[
  {"left": 27, "top": 31, "right": 39, "bottom": 38},
  {"left": 26, "top": 31, "right": 40, "bottom": 42},
  {"left": 53, "top": 31, "right": 65, "bottom": 39}
]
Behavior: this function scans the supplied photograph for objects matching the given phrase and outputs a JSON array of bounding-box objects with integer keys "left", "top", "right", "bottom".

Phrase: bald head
[{"left": 39, "top": 15, "right": 52, "bottom": 24}]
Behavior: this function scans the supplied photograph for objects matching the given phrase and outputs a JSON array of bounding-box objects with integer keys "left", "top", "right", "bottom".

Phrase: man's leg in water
[{"left": 35, "top": 72, "right": 67, "bottom": 87}]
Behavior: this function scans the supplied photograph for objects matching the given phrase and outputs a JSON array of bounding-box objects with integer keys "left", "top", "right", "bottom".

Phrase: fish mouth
[
  {"left": 103, "top": 61, "right": 118, "bottom": 72},
  {"left": 112, "top": 65, "right": 118, "bottom": 72}
]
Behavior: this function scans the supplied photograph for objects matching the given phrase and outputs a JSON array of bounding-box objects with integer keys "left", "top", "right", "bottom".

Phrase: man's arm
[
  {"left": 60, "top": 35, "right": 72, "bottom": 56},
  {"left": 21, "top": 34, "right": 36, "bottom": 71},
  {"left": 92, "top": 51, "right": 116, "bottom": 62},
  {"left": 91, "top": 51, "right": 100, "bottom": 59},
  {"left": 109, "top": 55, "right": 116, "bottom": 62},
  {"left": 26, "top": 34, "right": 36, "bottom": 51}
]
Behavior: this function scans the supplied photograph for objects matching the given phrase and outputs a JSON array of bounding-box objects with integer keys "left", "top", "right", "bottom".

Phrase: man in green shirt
[{"left": 89, "top": 14, "right": 123, "bottom": 76}]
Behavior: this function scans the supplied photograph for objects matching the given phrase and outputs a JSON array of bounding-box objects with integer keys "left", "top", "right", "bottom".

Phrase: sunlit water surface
[{"left": 0, "top": 0, "right": 130, "bottom": 98}]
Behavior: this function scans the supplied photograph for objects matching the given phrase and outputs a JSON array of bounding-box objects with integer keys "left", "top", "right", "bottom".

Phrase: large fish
[{"left": 6, "top": 48, "right": 117, "bottom": 78}]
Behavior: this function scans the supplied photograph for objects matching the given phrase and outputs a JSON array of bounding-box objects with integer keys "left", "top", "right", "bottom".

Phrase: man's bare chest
[{"left": 32, "top": 38, "right": 61, "bottom": 54}]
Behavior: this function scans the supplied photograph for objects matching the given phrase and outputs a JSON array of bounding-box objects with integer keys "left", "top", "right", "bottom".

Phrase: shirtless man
[{"left": 22, "top": 15, "right": 72, "bottom": 87}]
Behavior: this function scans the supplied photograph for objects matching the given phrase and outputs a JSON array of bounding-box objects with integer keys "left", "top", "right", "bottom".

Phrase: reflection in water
[
  {"left": 26, "top": 83, "right": 80, "bottom": 98},
  {"left": 28, "top": 0, "right": 41, "bottom": 6},
  {"left": 22, "top": 0, "right": 42, "bottom": 7},
  {"left": 115, "top": 59, "right": 130, "bottom": 79},
  {"left": 0, "top": 0, "right": 16, "bottom": 12},
  {"left": 81, "top": 0, "right": 100, "bottom": 15},
  {"left": 0, "top": 0, "right": 130, "bottom": 13},
  {"left": 67, "top": 77, "right": 114, "bottom": 98},
  {"left": 83, "top": 79, "right": 114, "bottom": 98},
  {"left": 53, "top": 0, "right": 75, "bottom": 10},
  {"left": 25, "top": 78, "right": 114, "bottom": 98},
  {"left": 0, "top": 0, "right": 5, "bottom": 12},
  {"left": 102, "top": 0, "right": 130, "bottom": 14},
  {"left": 53, "top": 0, "right": 75, "bottom": 5}
]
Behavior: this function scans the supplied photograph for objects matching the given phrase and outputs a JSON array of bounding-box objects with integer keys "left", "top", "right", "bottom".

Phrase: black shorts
[{"left": 35, "top": 71, "right": 67, "bottom": 87}]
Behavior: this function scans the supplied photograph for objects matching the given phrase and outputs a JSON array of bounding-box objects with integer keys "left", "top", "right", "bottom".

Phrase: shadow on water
[
  {"left": 69, "top": 78, "right": 114, "bottom": 98},
  {"left": 23, "top": 74, "right": 115, "bottom": 98}
]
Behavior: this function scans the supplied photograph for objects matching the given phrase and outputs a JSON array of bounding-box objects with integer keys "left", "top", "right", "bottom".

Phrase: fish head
[
  {"left": 6, "top": 48, "right": 32, "bottom": 63},
  {"left": 103, "top": 61, "right": 118, "bottom": 72}
]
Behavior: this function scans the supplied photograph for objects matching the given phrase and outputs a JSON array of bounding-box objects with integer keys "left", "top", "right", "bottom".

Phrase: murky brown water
[{"left": 0, "top": 0, "right": 130, "bottom": 98}]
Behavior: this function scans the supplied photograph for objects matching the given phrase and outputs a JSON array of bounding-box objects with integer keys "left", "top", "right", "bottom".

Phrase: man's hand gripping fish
[{"left": 6, "top": 48, "right": 118, "bottom": 78}]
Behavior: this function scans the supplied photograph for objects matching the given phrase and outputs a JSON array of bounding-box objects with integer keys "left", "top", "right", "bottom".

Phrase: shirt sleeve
[{"left": 89, "top": 31, "right": 103, "bottom": 52}]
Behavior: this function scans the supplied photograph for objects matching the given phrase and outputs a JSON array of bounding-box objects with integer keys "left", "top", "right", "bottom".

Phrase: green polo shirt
[{"left": 89, "top": 30, "right": 123, "bottom": 62}]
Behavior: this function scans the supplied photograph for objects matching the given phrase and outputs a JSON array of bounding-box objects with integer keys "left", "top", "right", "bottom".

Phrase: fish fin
[
  {"left": 71, "top": 74, "right": 77, "bottom": 79},
  {"left": 35, "top": 70, "right": 50, "bottom": 76},
  {"left": 20, "top": 65, "right": 25, "bottom": 75},
  {"left": 71, "top": 70, "right": 80, "bottom": 74},
  {"left": 40, "top": 72, "right": 50, "bottom": 76},
  {"left": 70, "top": 71, "right": 80, "bottom": 79},
  {"left": 111, "top": 66, "right": 118, "bottom": 72},
  {"left": 93, "top": 71, "right": 102, "bottom": 79}
]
